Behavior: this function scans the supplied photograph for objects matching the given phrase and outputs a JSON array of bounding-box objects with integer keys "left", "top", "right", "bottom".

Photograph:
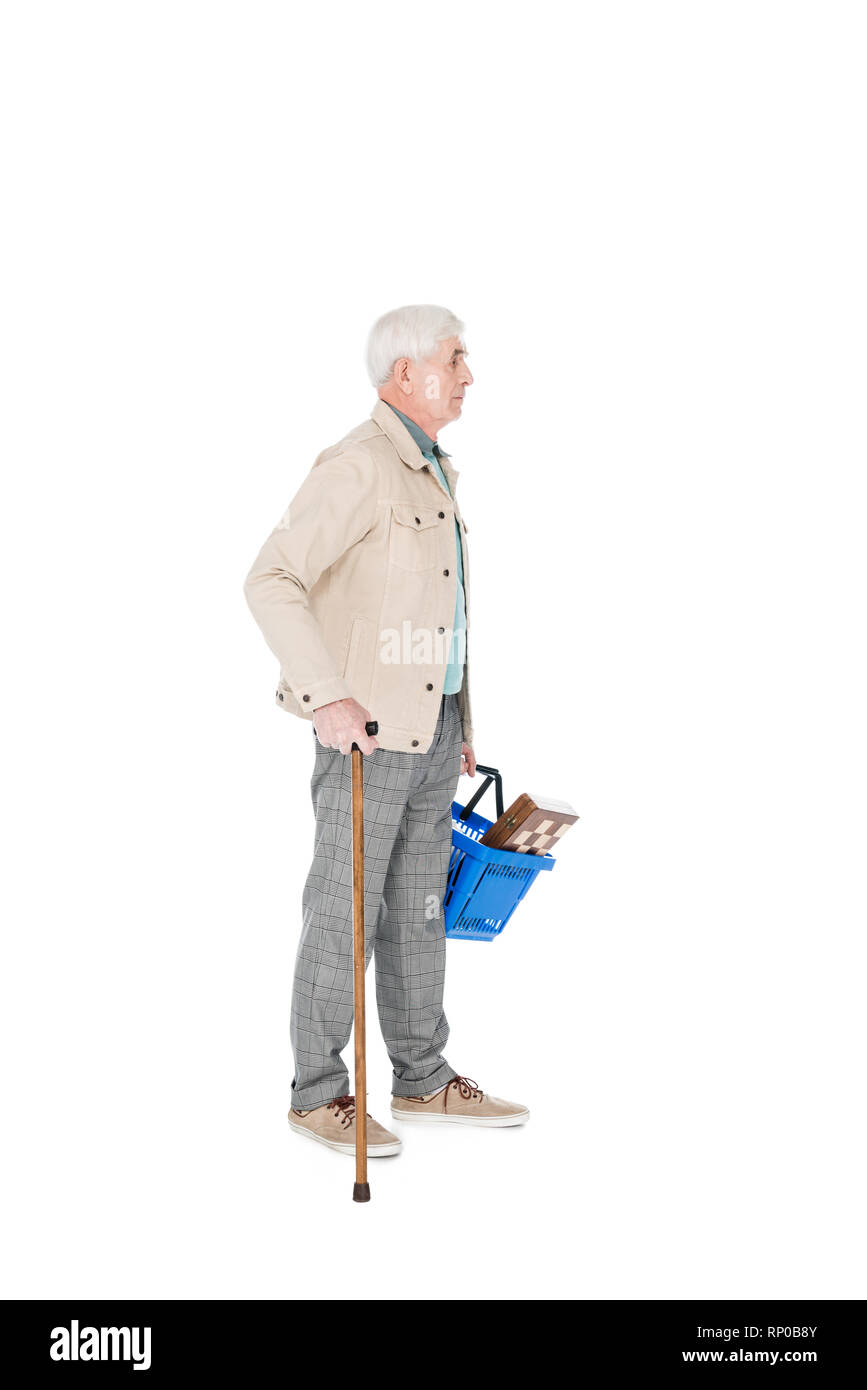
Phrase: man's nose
[{"left": 461, "top": 364, "right": 474, "bottom": 385}]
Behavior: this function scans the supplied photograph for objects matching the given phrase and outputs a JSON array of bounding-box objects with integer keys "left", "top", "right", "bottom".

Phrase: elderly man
[{"left": 244, "top": 305, "right": 528, "bottom": 1160}]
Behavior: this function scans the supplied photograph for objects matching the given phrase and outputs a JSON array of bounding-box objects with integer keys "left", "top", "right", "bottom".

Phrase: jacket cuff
[{"left": 290, "top": 675, "right": 354, "bottom": 712}]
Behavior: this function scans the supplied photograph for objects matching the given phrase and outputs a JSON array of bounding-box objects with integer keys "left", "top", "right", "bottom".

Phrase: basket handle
[{"left": 459, "top": 764, "right": 505, "bottom": 821}]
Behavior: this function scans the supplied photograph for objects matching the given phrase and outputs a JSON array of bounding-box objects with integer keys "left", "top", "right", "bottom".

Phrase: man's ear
[{"left": 394, "top": 357, "right": 413, "bottom": 395}]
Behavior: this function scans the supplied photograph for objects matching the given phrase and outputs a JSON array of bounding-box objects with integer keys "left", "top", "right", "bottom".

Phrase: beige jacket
[{"left": 243, "top": 398, "right": 473, "bottom": 754}]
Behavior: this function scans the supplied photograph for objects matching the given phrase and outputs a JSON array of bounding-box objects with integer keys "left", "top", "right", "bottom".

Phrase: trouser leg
[
  {"left": 375, "top": 694, "right": 464, "bottom": 1098},
  {"left": 289, "top": 725, "right": 416, "bottom": 1111}
]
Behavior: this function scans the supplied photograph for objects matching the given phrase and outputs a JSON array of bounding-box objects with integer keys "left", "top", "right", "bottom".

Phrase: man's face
[{"left": 407, "top": 335, "right": 473, "bottom": 427}]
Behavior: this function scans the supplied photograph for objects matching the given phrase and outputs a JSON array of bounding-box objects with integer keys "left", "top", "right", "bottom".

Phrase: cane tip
[{"left": 352, "top": 1182, "right": 371, "bottom": 1203}]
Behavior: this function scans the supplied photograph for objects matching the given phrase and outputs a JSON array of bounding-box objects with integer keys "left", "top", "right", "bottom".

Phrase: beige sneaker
[
  {"left": 391, "top": 1076, "right": 529, "bottom": 1127},
  {"left": 288, "top": 1094, "right": 402, "bottom": 1156}
]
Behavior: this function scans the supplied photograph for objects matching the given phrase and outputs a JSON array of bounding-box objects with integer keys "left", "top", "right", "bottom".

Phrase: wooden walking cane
[{"left": 351, "top": 719, "right": 378, "bottom": 1204}]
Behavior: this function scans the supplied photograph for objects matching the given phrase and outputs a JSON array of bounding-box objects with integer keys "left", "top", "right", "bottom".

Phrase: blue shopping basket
[{"left": 444, "top": 765, "right": 556, "bottom": 941}]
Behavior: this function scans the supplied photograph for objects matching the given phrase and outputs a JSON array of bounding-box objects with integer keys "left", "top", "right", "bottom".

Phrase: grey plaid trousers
[{"left": 290, "top": 692, "right": 463, "bottom": 1110}]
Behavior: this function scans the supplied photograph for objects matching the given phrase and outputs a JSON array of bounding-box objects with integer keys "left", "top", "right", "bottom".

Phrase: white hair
[{"left": 366, "top": 304, "right": 466, "bottom": 388}]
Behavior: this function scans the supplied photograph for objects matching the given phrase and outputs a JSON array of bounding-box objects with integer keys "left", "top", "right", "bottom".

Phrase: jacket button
[
  {"left": 437, "top": 626, "right": 445, "bottom": 634},
  {"left": 411, "top": 739, "right": 419, "bottom": 747},
  {"left": 443, "top": 569, "right": 449, "bottom": 577},
  {"left": 302, "top": 694, "right": 310, "bottom": 702},
  {"left": 438, "top": 511, "right": 445, "bottom": 519},
  {"left": 426, "top": 683, "right": 433, "bottom": 691},
  {"left": 279, "top": 693, "right": 284, "bottom": 701}
]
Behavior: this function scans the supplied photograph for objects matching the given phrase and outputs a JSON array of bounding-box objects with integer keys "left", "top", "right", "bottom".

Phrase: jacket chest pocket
[{"left": 388, "top": 500, "right": 443, "bottom": 572}]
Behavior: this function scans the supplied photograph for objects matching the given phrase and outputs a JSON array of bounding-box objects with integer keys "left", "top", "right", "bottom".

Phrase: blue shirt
[{"left": 385, "top": 403, "right": 466, "bottom": 696}]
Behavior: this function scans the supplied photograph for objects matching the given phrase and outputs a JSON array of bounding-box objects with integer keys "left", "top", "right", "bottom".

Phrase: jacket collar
[
  {"left": 385, "top": 402, "right": 451, "bottom": 461},
  {"left": 371, "top": 398, "right": 460, "bottom": 490}
]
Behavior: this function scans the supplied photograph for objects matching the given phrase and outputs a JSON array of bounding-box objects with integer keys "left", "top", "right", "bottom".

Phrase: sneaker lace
[
  {"left": 327, "top": 1095, "right": 357, "bottom": 1128},
  {"left": 407, "top": 1075, "right": 484, "bottom": 1110},
  {"left": 447, "top": 1076, "right": 483, "bottom": 1108}
]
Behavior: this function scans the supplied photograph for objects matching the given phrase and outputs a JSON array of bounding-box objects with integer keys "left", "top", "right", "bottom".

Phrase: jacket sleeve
[{"left": 243, "top": 446, "right": 378, "bottom": 711}]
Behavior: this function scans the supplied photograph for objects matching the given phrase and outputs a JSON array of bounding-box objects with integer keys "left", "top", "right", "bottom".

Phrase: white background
[{"left": 2, "top": 1, "right": 865, "bottom": 1301}]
